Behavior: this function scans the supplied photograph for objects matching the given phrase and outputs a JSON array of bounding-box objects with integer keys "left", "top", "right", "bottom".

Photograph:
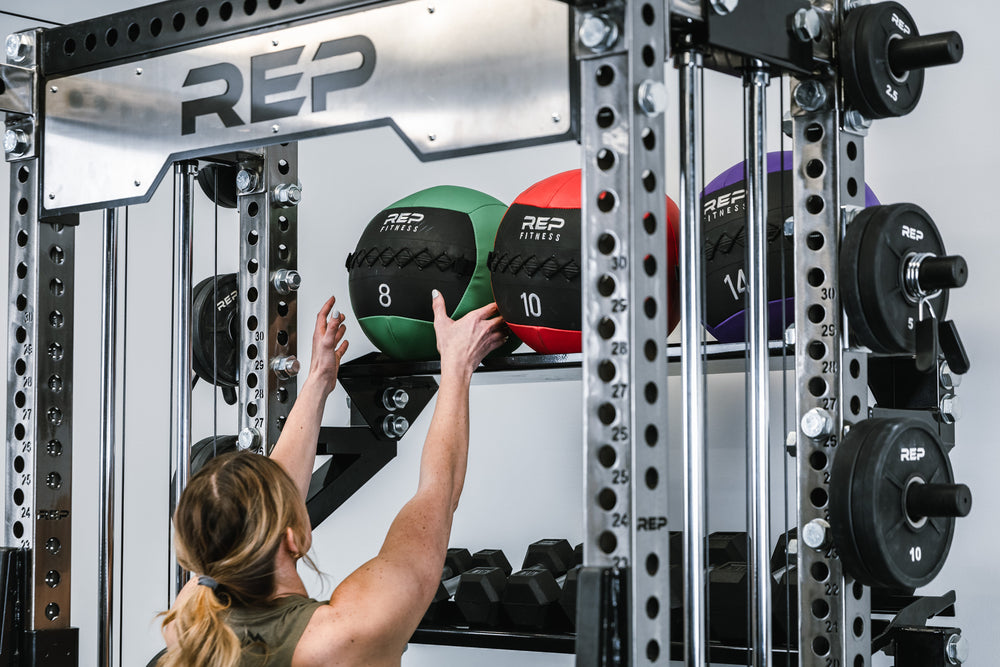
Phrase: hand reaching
[
  {"left": 310, "top": 295, "right": 350, "bottom": 394},
  {"left": 431, "top": 290, "right": 507, "bottom": 380}
]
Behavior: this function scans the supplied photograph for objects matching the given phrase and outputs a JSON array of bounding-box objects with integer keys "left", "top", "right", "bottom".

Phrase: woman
[{"left": 158, "top": 290, "right": 508, "bottom": 666}]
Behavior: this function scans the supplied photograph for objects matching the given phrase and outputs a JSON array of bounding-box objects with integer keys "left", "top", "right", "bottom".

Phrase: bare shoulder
[{"left": 291, "top": 602, "right": 402, "bottom": 667}]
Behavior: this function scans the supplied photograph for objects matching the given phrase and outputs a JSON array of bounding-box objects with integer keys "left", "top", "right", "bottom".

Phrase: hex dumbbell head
[
  {"left": 521, "top": 538, "right": 575, "bottom": 577},
  {"left": 455, "top": 567, "right": 509, "bottom": 627}
]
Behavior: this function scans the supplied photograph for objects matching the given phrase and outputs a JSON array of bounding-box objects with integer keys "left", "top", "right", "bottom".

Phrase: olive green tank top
[{"left": 227, "top": 595, "right": 327, "bottom": 666}]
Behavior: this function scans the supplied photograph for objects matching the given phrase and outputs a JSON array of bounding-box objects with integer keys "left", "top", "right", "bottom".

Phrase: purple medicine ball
[{"left": 701, "top": 151, "right": 878, "bottom": 343}]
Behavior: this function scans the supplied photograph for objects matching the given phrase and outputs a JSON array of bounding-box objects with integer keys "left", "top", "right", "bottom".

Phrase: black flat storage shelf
[
  {"left": 409, "top": 626, "right": 798, "bottom": 664},
  {"left": 340, "top": 340, "right": 792, "bottom": 385}
]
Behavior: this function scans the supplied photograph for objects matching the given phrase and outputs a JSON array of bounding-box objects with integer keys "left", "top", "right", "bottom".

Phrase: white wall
[{"left": 2, "top": 1, "right": 998, "bottom": 666}]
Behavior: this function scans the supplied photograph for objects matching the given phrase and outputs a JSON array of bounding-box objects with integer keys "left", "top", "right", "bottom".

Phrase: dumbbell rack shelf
[
  {"left": 339, "top": 340, "right": 793, "bottom": 383},
  {"left": 411, "top": 624, "right": 800, "bottom": 665}
]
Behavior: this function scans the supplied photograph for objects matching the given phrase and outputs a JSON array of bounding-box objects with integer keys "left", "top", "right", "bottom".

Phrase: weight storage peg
[
  {"left": 840, "top": 2, "right": 963, "bottom": 119},
  {"left": 829, "top": 418, "right": 971, "bottom": 589},
  {"left": 840, "top": 203, "right": 968, "bottom": 371}
]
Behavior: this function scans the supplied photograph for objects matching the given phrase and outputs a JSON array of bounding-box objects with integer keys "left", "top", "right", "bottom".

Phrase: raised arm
[
  {"left": 269, "top": 295, "right": 348, "bottom": 498},
  {"left": 324, "top": 291, "right": 506, "bottom": 660}
]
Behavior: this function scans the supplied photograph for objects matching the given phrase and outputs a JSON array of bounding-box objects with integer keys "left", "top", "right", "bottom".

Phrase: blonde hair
[{"left": 158, "top": 451, "right": 312, "bottom": 667}]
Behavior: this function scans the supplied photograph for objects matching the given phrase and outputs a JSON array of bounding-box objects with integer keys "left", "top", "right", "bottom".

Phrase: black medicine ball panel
[
  {"left": 348, "top": 206, "right": 476, "bottom": 322},
  {"left": 490, "top": 203, "right": 582, "bottom": 331},
  {"left": 702, "top": 178, "right": 794, "bottom": 334}
]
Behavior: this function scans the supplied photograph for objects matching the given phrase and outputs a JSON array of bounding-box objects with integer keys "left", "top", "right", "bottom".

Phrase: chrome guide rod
[
  {"left": 744, "top": 60, "right": 772, "bottom": 667},
  {"left": 98, "top": 208, "right": 119, "bottom": 667},
  {"left": 168, "top": 162, "right": 197, "bottom": 602},
  {"left": 679, "top": 49, "right": 708, "bottom": 667}
]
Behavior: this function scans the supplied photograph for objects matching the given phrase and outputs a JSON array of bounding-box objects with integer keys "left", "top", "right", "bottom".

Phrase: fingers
[
  {"left": 316, "top": 295, "right": 337, "bottom": 328},
  {"left": 431, "top": 289, "right": 447, "bottom": 321},
  {"left": 336, "top": 339, "right": 349, "bottom": 359}
]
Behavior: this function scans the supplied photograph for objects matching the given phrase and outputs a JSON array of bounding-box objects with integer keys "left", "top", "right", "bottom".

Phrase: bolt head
[
  {"left": 801, "top": 408, "right": 833, "bottom": 439},
  {"left": 383, "top": 414, "right": 410, "bottom": 438},
  {"left": 794, "top": 80, "right": 828, "bottom": 112},
  {"left": 238, "top": 427, "right": 262, "bottom": 451},
  {"left": 939, "top": 361, "right": 962, "bottom": 390},
  {"left": 6, "top": 34, "right": 27, "bottom": 62},
  {"left": 579, "top": 14, "right": 618, "bottom": 51},
  {"left": 710, "top": 0, "right": 739, "bottom": 16},
  {"left": 946, "top": 634, "right": 969, "bottom": 665},
  {"left": 273, "top": 269, "right": 302, "bottom": 294},
  {"left": 3, "top": 128, "right": 28, "bottom": 156},
  {"left": 792, "top": 7, "right": 822, "bottom": 42},
  {"left": 802, "top": 519, "right": 830, "bottom": 550},
  {"left": 236, "top": 169, "right": 256, "bottom": 193},
  {"left": 274, "top": 183, "right": 302, "bottom": 206},
  {"left": 844, "top": 109, "right": 872, "bottom": 134},
  {"left": 638, "top": 80, "right": 668, "bottom": 117},
  {"left": 784, "top": 325, "right": 796, "bottom": 347},
  {"left": 940, "top": 394, "right": 961, "bottom": 424}
]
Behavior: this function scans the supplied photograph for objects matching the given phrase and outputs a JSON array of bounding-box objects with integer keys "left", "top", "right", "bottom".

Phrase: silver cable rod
[
  {"left": 168, "top": 162, "right": 197, "bottom": 603},
  {"left": 679, "top": 49, "right": 707, "bottom": 667},
  {"left": 744, "top": 60, "right": 772, "bottom": 667},
  {"left": 98, "top": 208, "right": 118, "bottom": 667}
]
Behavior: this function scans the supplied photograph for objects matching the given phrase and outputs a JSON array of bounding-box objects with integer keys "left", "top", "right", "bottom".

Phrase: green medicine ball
[{"left": 347, "top": 185, "right": 517, "bottom": 360}]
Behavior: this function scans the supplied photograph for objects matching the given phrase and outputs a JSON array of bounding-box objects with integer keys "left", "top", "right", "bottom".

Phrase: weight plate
[
  {"left": 191, "top": 435, "right": 240, "bottom": 475},
  {"left": 850, "top": 419, "right": 955, "bottom": 589},
  {"left": 857, "top": 204, "right": 947, "bottom": 354},
  {"left": 196, "top": 164, "right": 240, "bottom": 209},
  {"left": 192, "top": 273, "right": 241, "bottom": 390},
  {"left": 840, "top": 206, "right": 890, "bottom": 352},
  {"left": 841, "top": 2, "right": 924, "bottom": 119},
  {"left": 829, "top": 418, "right": 882, "bottom": 586}
]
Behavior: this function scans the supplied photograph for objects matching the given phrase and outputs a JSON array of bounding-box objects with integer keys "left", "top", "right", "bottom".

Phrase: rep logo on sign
[{"left": 181, "top": 36, "right": 376, "bottom": 136}]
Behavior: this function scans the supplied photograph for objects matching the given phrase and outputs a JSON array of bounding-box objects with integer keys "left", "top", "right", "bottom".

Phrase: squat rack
[{"left": 1, "top": 0, "right": 967, "bottom": 666}]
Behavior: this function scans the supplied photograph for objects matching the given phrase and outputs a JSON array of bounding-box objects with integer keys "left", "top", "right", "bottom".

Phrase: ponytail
[
  {"left": 158, "top": 582, "right": 240, "bottom": 667},
  {"left": 159, "top": 451, "right": 315, "bottom": 666}
]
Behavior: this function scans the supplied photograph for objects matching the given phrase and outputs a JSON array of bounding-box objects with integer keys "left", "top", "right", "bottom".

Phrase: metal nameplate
[{"left": 41, "top": 0, "right": 572, "bottom": 214}]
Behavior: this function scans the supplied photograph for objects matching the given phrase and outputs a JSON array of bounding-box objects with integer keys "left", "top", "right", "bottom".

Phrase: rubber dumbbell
[
  {"left": 453, "top": 549, "right": 514, "bottom": 627},
  {"left": 422, "top": 548, "right": 474, "bottom": 624},
  {"left": 502, "top": 539, "right": 578, "bottom": 630},
  {"left": 771, "top": 530, "right": 798, "bottom": 645},
  {"left": 705, "top": 532, "right": 751, "bottom": 644}
]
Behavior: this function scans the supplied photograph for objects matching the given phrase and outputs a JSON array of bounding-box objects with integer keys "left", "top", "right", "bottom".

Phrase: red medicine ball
[{"left": 489, "top": 169, "right": 680, "bottom": 354}]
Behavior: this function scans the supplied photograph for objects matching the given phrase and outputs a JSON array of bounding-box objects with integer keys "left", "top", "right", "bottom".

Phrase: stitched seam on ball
[
  {"left": 487, "top": 251, "right": 580, "bottom": 281},
  {"left": 703, "top": 223, "right": 784, "bottom": 261},
  {"left": 346, "top": 246, "right": 475, "bottom": 275}
]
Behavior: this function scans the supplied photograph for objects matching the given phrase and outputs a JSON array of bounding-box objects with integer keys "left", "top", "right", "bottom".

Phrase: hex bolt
[
  {"left": 710, "top": 0, "right": 738, "bottom": 16},
  {"left": 272, "top": 269, "right": 302, "bottom": 295},
  {"left": 383, "top": 388, "right": 410, "bottom": 411},
  {"left": 801, "top": 407, "right": 834, "bottom": 439},
  {"left": 939, "top": 394, "right": 961, "bottom": 424},
  {"left": 3, "top": 128, "right": 29, "bottom": 157},
  {"left": 794, "top": 80, "right": 828, "bottom": 112},
  {"left": 5, "top": 34, "right": 29, "bottom": 62},
  {"left": 946, "top": 634, "right": 969, "bottom": 665},
  {"left": 272, "top": 355, "right": 301, "bottom": 381},
  {"left": 236, "top": 168, "right": 258, "bottom": 193},
  {"left": 579, "top": 13, "right": 619, "bottom": 52},
  {"left": 784, "top": 325, "right": 796, "bottom": 347},
  {"left": 844, "top": 109, "right": 873, "bottom": 134},
  {"left": 939, "top": 361, "right": 962, "bottom": 390},
  {"left": 383, "top": 414, "right": 410, "bottom": 439},
  {"left": 237, "top": 427, "right": 262, "bottom": 451},
  {"left": 801, "top": 518, "right": 831, "bottom": 551},
  {"left": 273, "top": 183, "right": 302, "bottom": 207},
  {"left": 791, "top": 7, "right": 822, "bottom": 43},
  {"left": 637, "top": 80, "right": 668, "bottom": 117}
]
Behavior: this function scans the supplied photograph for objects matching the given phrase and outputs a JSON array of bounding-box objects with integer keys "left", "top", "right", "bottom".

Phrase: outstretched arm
[
  {"left": 325, "top": 291, "right": 507, "bottom": 659},
  {"left": 269, "top": 295, "right": 348, "bottom": 498}
]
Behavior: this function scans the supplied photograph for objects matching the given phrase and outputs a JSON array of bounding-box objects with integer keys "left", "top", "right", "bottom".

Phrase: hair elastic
[{"left": 197, "top": 575, "right": 219, "bottom": 590}]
